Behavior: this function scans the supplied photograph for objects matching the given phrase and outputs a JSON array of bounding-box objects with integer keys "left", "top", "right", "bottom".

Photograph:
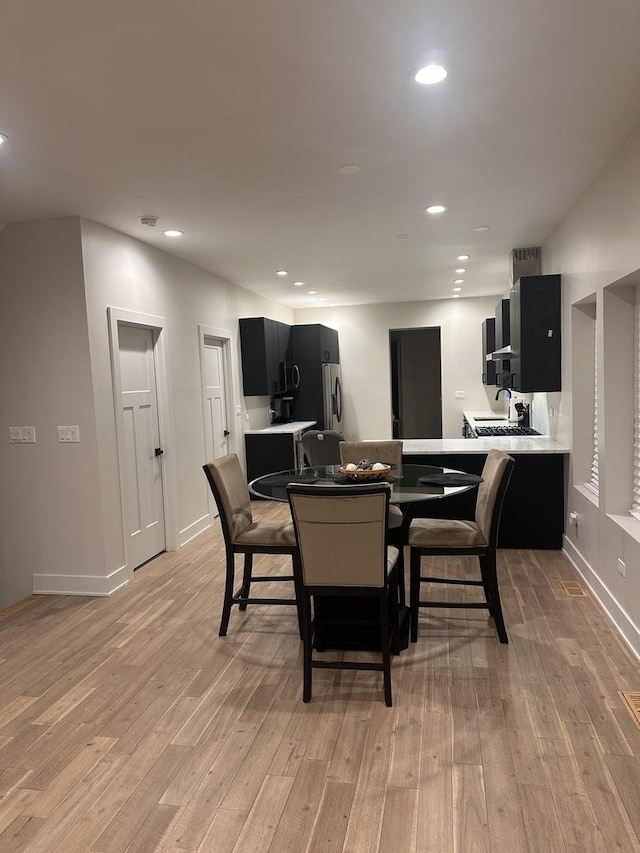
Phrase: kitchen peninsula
[{"left": 402, "top": 422, "right": 569, "bottom": 549}]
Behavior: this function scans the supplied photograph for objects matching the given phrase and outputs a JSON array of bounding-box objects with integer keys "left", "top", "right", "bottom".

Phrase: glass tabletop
[{"left": 249, "top": 463, "right": 481, "bottom": 504}]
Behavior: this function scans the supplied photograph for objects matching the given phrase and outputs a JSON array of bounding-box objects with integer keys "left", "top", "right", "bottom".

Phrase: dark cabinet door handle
[
  {"left": 155, "top": 447, "right": 164, "bottom": 456},
  {"left": 223, "top": 430, "right": 230, "bottom": 437}
]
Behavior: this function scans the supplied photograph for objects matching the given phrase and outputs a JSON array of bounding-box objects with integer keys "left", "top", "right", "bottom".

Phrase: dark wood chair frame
[
  {"left": 409, "top": 456, "right": 515, "bottom": 645},
  {"left": 287, "top": 483, "right": 399, "bottom": 707},
  {"left": 203, "top": 463, "right": 301, "bottom": 638}
]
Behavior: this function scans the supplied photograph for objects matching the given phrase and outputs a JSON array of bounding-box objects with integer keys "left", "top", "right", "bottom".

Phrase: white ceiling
[{"left": 2, "top": 0, "right": 640, "bottom": 307}]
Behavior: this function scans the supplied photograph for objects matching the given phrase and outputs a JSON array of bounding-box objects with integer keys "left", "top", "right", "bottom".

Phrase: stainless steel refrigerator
[{"left": 322, "top": 362, "right": 343, "bottom": 432}]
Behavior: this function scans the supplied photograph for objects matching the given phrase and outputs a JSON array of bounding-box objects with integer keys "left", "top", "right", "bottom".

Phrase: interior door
[
  {"left": 203, "top": 337, "right": 230, "bottom": 515},
  {"left": 118, "top": 324, "right": 166, "bottom": 569},
  {"left": 389, "top": 327, "right": 443, "bottom": 438}
]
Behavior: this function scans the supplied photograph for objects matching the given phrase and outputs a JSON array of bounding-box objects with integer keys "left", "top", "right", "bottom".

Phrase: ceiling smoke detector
[{"left": 140, "top": 216, "right": 158, "bottom": 227}]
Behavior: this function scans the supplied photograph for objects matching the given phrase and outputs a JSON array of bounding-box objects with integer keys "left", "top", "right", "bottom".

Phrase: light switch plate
[
  {"left": 9, "top": 426, "right": 36, "bottom": 443},
  {"left": 454, "top": 390, "right": 466, "bottom": 399},
  {"left": 58, "top": 426, "right": 80, "bottom": 443}
]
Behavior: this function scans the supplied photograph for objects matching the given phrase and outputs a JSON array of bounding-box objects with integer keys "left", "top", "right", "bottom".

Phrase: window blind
[{"left": 584, "top": 321, "right": 599, "bottom": 499}]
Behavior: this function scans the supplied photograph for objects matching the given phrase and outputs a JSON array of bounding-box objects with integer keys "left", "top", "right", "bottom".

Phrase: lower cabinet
[
  {"left": 245, "top": 433, "right": 303, "bottom": 493},
  {"left": 404, "top": 452, "right": 565, "bottom": 548}
]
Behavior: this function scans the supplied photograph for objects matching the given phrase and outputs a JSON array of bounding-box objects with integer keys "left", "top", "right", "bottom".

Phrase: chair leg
[
  {"left": 292, "top": 554, "right": 304, "bottom": 641},
  {"left": 479, "top": 553, "right": 508, "bottom": 644},
  {"left": 239, "top": 553, "right": 252, "bottom": 611},
  {"left": 396, "top": 545, "right": 406, "bottom": 606},
  {"left": 410, "top": 548, "right": 421, "bottom": 643},
  {"left": 380, "top": 592, "right": 393, "bottom": 707},
  {"left": 302, "top": 592, "right": 313, "bottom": 703},
  {"left": 219, "top": 549, "right": 236, "bottom": 637}
]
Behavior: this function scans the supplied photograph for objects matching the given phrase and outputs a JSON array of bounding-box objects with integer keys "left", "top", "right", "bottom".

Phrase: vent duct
[{"left": 510, "top": 247, "right": 542, "bottom": 285}]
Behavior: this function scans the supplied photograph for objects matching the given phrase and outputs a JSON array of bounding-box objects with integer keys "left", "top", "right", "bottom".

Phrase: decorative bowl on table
[{"left": 339, "top": 462, "right": 392, "bottom": 480}]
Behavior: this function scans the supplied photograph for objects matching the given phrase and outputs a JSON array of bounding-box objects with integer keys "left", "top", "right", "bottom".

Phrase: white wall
[
  {"left": 545, "top": 121, "right": 640, "bottom": 659},
  {"left": 0, "top": 218, "right": 107, "bottom": 607},
  {"left": 295, "top": 296, "right": 502, "bottom": 439},
  {"left": 0, "top": 216, "right": 293, "bottom": 607}
]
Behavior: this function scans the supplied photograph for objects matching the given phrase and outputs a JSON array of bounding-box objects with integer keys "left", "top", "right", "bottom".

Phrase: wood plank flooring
[{"left": 1, "top": 501, "right": 640, "bottom": 852}]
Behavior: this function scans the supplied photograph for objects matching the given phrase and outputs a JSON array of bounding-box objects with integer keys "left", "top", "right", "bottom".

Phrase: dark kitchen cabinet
[
  {"left": 239, "top": 317, "right": 291, "bottom": 396},
  {"left": 481, "top": 318, "right": 498, "bottom": 385},
  {"left": 509, "top": 274, "right": 561, "bottom": 392},
  {"left": 494, "top": 297, "right": 511, "bottom": 389},
  {"left": 290, "top": 324, "right": 340, "bottom": 429}
]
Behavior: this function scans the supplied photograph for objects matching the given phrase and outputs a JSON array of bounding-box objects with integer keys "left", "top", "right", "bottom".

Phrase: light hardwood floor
[{"left": 1, "top": 500, "right": 640, "bottom": 852}]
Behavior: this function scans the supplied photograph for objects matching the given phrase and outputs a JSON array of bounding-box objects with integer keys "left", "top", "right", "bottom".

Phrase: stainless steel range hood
[{"left": 486, "top": 345, "right": 513, "bottom": 361}]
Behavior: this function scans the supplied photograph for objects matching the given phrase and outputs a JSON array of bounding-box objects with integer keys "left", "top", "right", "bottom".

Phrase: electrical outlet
[
  {"left": 549, "top": 407, "right": 555, "bottom": 417},
  {"left": 569, "top": 511, "right": 578, "bottom": 525},
  {"left": 454, "top": 390, "right": 466, "bottom": 399},
  {"left": 235, "top": 404, "right": 242, "bottom": 416},
  {"left": 617, "top": 558, "right": 626, "bottom": 577}
]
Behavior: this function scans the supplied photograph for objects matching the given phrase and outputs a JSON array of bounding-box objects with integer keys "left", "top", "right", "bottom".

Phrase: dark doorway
[{"left": 390, "top": 327, "right": 442, "bottom": 438}]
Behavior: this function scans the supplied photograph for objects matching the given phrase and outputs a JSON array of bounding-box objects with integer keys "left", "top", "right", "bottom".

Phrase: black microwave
[{"left": 275, "top": 361, "right": 300, "bottom": 396}]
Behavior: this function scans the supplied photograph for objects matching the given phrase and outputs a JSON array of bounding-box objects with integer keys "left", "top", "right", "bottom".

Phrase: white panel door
[
  {"left": 203, "top": 338, "right": 230, "bottom": 515},
  {"left": 118, "top": 324, "right": 166, "bottom": 569}
]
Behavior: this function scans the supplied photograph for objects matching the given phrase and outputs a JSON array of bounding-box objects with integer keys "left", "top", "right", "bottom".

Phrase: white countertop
[
  {"left": 403, "top": 437, "right": 569, "bottom": 454},
  {"left": 244, "top": 420, "right": 317, "bottom": 435}
]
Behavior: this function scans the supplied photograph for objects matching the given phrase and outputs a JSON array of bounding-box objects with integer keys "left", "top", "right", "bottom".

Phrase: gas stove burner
[{"left": 475, "top": 426, "right": 541, "bottom": 437}]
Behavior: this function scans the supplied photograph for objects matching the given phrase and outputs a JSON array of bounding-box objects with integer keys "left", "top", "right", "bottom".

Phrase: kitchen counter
[
  {"left": 403, "top": 437, "right": 569, "bottom": 454},
  {"left": 403, "top": 431, "right": 569, "bottom": 548},
  {"left": 244, "top": 420, "right": 316, "bottom": 435}
]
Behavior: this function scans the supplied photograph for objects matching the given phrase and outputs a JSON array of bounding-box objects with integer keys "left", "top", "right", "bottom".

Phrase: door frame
[
  {"left": 107, "top": 307, "right": 178, "bottom": 574},
  {"left": 198, "top": 325, "right": 237, "bottom": 462}
]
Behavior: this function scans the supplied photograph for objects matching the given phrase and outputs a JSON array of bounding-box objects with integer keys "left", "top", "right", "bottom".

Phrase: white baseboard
[
  {"left": 179, "top": 513, "right": 211, "bottom": 547},
  {"left": 33, "top": 564, "right": 130, "bottom": 597},
  {"left": 563, "top": 535, "right": 640, "bottom": 662}
]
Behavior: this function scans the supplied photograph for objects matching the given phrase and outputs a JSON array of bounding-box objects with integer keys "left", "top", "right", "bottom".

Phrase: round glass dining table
[
  {"left": 248, "top": 462, "right": 481, "bottom": 653},
  {"left": 248, "top": 462, "right": 479, "bottom": 505}
]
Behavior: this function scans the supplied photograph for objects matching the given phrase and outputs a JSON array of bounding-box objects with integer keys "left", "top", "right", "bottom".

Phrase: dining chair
[
  {"left": 301, "top": 430, "right": 344, "bottom": 466},
  {"left": 339, "top": 439, "right": 406, "bottom": 597},
  {"left": 408, "top": 449, "right": 515, "bottom": 644},
  {"left": 203, "top": 453, "right": 300, "bottom": 637},
  {"left": 287, "top": 482, "right": 399, "bottom": 706}
]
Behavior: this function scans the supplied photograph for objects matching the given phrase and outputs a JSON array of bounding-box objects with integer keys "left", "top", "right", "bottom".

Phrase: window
[
  {"left": 584, "top": 321, "right": 599, "bottom": 499},
  {"left": 632, "top": 286, "right": 640, "bottom": 518}
]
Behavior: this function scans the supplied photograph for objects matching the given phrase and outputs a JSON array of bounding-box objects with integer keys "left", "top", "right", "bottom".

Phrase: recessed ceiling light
[
  {"left": 414, "top": 64, "right": 448, "bottom": 85},
  {"left": 319, "top": 297, "right": 329, "bottom": 302},
  {"left": 0, "top": 132, "right": 9, "bottom": 145},
  {"left": 396, "top": 233, "right": 410, "bottom": 240},
  {"left": 457, "top": 254, "right": 470, "bottom": 261},
  {"left": 293, "top": 281, "right": 304, "bottom": 287},
  {"left": 338, "top": 164, "right": 360, "bottom": 175},
  {"left": 454, "top": 279, "right": 464, "bottom": 284},
  {"left": 452, "top": 286, "right": 462, "bottom": 292},
  {"left": 425, "top": 204, "right": 447, "bottom": 214},
  {"left": 163, "top": 229, "right": 183, "bottom": 237},
  {"left": 455, "top": 268, "right": 466, "bottom": 274},
  {"left": 452, "top": 293, "right": 461, "bottom": 298},
  {"left": 474, "top": 225, "right": 490, "bottom": 232},
  {"left": 308, "top": 290, "right": 318, "bottom": 295},
  {"left": 276, "top": 270, "right": 288, "bottom": 276}
]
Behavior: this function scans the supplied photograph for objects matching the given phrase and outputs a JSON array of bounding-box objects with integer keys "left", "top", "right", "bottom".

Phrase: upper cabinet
[
  {"left": 290, "top": 324, "right": 340, "bottom": 365},
  {"left": 481, "top": 318, "right": 498, "bottom": 386},
  {"left": 239, "top": 317, "right": 291, "bottom": 396},
  {"left": 509, "top": 274, "right": 561, "bottom": 392}
]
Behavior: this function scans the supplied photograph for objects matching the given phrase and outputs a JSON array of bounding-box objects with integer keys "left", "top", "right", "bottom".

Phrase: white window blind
[
  {"left": 632, "top": 287, "right": 640, "bottom": 518},
  {"left": 584, "top": 321, "right": 599, "bottom": 499}
]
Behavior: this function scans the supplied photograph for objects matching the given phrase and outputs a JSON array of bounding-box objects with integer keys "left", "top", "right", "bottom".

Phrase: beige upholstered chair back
[
  {"left": 475, "top": 449, "right": 511, "bottom": 542},
  {"left": 289, "top": 486, "right": 389, "bottom": 588},
  {"left": 339, "top": 440, "right": 404, "bottom": 477},
  {"left": 203, "top": 454, "right": 253, "bottom": 543}
]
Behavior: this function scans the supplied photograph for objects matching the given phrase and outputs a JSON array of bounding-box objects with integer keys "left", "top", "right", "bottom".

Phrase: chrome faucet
[{"left": 495, "top": 388, "right": 511, "bottom": 402}]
